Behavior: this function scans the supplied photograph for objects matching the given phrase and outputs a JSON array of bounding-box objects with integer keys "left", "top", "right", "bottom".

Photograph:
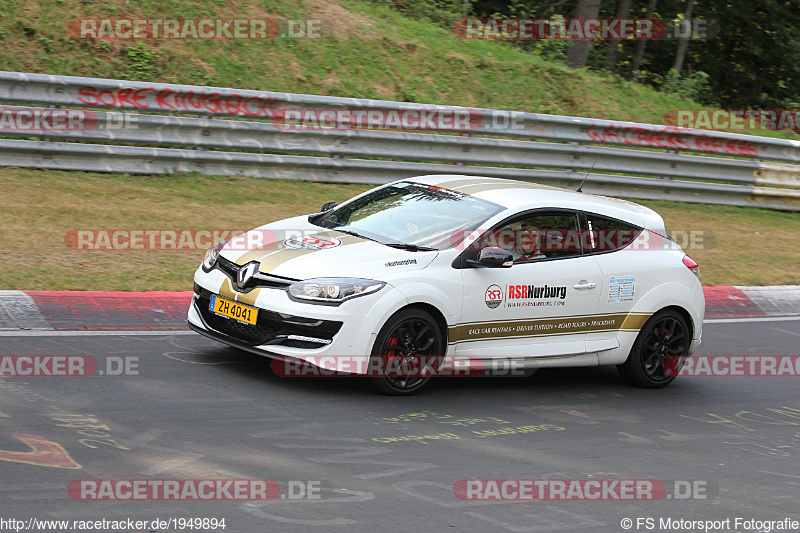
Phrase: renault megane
[{"left": 188, "top": 175, "right": 704, "bottom": 394}]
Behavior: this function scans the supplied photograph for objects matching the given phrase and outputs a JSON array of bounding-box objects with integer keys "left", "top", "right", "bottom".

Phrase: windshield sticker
[
  {"left": 283, "top": 235, "right": 341, "bottom": 250},
  {"left": 385, "top": 259, "right": 418, "bottom": 268},
  {"left": 424, "top": 185, "right": 470, "bottom": 198},
  {"left": 608, "top": 276, "right": 636, "bottom": 303}
]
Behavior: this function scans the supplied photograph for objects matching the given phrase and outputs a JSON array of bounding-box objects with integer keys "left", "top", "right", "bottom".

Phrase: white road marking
[
  {"left": 0, "top": 329, "right": 196, "bottom": 337},
  {"left": 703, "top": 316, "right": 800, "bottom": 324}
]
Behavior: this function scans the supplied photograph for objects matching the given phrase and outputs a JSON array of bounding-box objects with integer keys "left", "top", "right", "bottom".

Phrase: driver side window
[{"left": 495, "top": 212, "right": 582, "bottom": 263}]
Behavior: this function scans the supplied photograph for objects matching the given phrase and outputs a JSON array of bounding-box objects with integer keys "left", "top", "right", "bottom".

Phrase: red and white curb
[
  {"left": 0, "top": 290, "right": 191, "bottom": 331},
  {"left": 0, "top": 290, "right": 52, "bottom": 330},
  {"left": 703, "top": 285, "right": 800, "bottom": 319},
  {"left": 0, "top": 287, "right": 799, "bottom": 332},
  {"left": 735, "top": 285, "right": 800, "bottom": 317}
]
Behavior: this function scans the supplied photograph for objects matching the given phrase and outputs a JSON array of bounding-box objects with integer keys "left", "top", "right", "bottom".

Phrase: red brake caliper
[{"left": 385, "top": 335, "right": 400, "bottom": 378}]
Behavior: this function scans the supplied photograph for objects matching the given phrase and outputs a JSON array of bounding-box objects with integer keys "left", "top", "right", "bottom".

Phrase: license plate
[{"left": 209, "top": 295, "right": 258, "bottom": 325}]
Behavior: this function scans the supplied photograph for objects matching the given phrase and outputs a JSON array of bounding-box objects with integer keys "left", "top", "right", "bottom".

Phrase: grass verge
[{"left": 0, "top": 0, "right": 729, "bottom": 127}]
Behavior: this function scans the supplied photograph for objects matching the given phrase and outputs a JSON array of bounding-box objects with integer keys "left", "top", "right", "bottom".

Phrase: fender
[
  {"left": 270, "top": 283, "right": 412, "bottom": 374},
  {"left": 376, "top": 252, "right": 463, "bottom": 329},
  {"left": 388, "top": 280, "right": 461, "bottom": 327},
  {"left": 629, "top": 280, "right": 703, "bottom": 340},
  {"left": 596, "top": 280, "right": 703, "bottom": 366}
]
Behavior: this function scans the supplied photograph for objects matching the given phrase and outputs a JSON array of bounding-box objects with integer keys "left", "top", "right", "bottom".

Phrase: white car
[{"left": 188, "top": 175, "right": 704, "bottom": 394}]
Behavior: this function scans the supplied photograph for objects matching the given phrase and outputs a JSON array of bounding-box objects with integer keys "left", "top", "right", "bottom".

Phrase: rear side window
[{"left": 582, "top": 213, "right": 643, "bottom": 254}]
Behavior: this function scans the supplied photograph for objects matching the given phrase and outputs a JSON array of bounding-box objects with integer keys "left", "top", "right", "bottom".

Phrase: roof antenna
[{"left": 576, "top": 155, "right": 599, "bottom": 193}]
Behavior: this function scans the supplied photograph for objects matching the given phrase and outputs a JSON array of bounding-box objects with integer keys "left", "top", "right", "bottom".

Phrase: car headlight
[
  {"left": 288, "top": 278, "right": 386, "bottom": 304},
  {"left": 201, "top": 240, "right": 228, "bottom": 272}
]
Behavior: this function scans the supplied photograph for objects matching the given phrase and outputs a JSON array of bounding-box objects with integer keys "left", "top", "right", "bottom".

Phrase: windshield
[{"left": 312, "top": 182, "right": 505, "bottom": 250}]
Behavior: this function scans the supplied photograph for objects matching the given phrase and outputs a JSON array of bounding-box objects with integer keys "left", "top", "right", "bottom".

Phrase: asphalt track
[{"left": 1, "top": 318, "right": 799, "bottom": 533}]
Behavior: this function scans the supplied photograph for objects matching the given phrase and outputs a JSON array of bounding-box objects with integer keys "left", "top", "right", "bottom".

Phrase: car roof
[{"left": 407, "top": 174, "right": 665, "bottom": 230}]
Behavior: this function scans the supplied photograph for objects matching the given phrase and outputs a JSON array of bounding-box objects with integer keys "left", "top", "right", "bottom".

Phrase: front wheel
[
  {"left": 617, "top": 309, "right": 691, "bottom": 388},
  {"left": 369, "top": 309, "right": 444, "bottom": 395}
]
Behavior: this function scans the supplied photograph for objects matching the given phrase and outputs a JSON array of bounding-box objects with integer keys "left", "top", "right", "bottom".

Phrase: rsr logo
[
  {"left": 485, "top": 284, "right": 504, "bottom": 309},
  {"left": 283, "top": 235, "right": 341, "bottom": 250}
]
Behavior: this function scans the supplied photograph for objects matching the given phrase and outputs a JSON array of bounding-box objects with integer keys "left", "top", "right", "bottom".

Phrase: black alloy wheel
[
  {"left": 618, "top": 309, "right": 691, "bottom": 388},
  {"left": 370, "top": 309, "right": 444, "bottom": 395}
]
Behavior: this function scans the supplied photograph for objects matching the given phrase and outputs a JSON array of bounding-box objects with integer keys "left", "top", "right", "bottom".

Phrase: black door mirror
[
  {"left": 467, "top": 247, "right": 513, "bottom": 268},
  {"left": 321, "top": 202, "right": 339, "bottom": 212}
]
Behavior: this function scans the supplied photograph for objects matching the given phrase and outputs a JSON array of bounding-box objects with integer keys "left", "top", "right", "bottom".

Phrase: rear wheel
[
  {"left": 618, "top": 309, "right": 690, "bottom": 388},
  {"left": 369, "top": 309, "right": 444, "bottom": 395}
]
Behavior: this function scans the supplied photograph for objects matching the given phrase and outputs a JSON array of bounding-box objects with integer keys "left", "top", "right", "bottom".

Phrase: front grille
[
  {"left": 216, "top": 256, "right": 296, "bottom": 290},
  {"left": 200, "top": 304, "right": 280, "bottom": 345},
  {"left": 195, "top": 289, "right": 342, "bottom": 348},
  {"left": 216, "top": 255, "right": 242, "bottom": 278}
]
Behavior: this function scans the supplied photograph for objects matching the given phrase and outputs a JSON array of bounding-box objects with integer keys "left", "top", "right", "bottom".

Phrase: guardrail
[{"left": 1, "top": 71, "right": 799, "bottom": 210}]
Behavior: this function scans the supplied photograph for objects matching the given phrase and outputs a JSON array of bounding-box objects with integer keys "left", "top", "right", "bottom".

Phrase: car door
[
  {"left": 580, "top": 211, "right": 648, "bottom": 352},
  {"left": 453, "top": 210, "right": 604, "bottom": 359}
]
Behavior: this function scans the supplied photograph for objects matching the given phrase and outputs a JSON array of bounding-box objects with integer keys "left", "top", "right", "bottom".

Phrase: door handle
[{"left": 573, "top": 282, "right": 597, "bottom": 289}]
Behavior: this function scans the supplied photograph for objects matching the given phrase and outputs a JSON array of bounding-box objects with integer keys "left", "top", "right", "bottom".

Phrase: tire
[
  {"left": 617, "top": 309, "right": 691, "bottom": 389},
  {"left": 369, "top": 308, "right": 444, "bottom": 395}
]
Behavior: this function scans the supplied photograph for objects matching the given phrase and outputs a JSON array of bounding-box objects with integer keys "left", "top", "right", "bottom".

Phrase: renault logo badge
[{"left": 238, "top": 262, "right": 259, "bottom": 287}]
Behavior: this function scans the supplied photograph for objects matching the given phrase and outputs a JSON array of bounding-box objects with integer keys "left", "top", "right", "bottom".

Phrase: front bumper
[
  {"left": 187, "top": 319, "right": 285, "bottom": 360},
  {"left": 187, "top": 266, "right": 408, "bottom": 372},
  {"left": 192, "top": 285, "right": 343, "bottom": 349}
]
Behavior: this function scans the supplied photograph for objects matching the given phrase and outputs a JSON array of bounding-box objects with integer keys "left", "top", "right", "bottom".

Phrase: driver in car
[{"left": 499, "top": 221, "right": 547, "bottom": 262}]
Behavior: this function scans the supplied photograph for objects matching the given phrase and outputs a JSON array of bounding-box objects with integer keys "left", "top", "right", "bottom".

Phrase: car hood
[{"left": 219, "top": 215, "right": 438, "bottom": 280}]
